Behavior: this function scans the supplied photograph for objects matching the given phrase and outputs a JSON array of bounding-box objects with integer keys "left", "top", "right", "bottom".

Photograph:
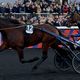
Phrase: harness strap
[{"left": 0, "top": 24, "right": 26, "bottom": 30}]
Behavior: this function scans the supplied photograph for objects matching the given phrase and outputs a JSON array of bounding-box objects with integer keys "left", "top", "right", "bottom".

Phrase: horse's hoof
[
  {"left": 21, "top": 61, "right": 25, "bottom": 64},
  {"left": 26, "top": 57, "right": 39, "bottom": 63},
  {"left": 20, "top": 57, "right": 39, "bottom": 64}
]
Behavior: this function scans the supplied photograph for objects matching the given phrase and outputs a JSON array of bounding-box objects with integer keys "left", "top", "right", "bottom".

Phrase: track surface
[{"left": 0, "top": 48, "right": 80, "bottom": 80}]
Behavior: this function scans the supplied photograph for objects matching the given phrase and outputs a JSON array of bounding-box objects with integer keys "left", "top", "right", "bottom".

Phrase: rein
[
  {"left": 0, "top": 24, "right": 26, "bottom": 30},
  {"left": 0, "top": 23, "right": 46, "bottom": 31},
  {"left": 0, "top": 23, "right": 42, "bottom": 31}
]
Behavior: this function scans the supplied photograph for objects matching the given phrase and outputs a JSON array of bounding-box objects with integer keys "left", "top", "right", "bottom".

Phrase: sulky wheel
[
  {"left": 72, "top": 52, "right": 80, "bottom": 73},
  {"left": 54, "top": 53, "right": 72, "bottom": 71}
]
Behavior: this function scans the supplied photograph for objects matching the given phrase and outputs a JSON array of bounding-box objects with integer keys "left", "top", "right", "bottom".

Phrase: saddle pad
[{"left": 25, "top": 25, "right": 33, "bottom": 34}]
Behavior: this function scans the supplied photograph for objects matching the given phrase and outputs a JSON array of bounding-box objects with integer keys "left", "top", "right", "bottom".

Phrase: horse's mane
[{"left": 0, "top": 17, "right": 22, "bottom": 26}]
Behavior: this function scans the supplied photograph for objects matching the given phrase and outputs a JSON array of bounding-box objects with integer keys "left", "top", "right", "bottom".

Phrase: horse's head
[{"left": 0, "top": 17, "right": 26, "bottom": 30}]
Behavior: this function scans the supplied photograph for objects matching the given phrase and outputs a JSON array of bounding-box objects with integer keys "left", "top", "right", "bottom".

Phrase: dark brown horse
[
  {"left": 65, "top": 12, "right": 80, "bottom": 41},
  {"left": 66, "top": 12, "right": 80, "bottom": 27},
  {"left": 0, "top": 17, "right": 71, "bottom": 70}
]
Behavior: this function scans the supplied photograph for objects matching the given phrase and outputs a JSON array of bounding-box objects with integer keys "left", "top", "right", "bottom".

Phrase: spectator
[
  {"left": 5, "top": 3, "right": 11, "bottom": 13},
  {"left": 20, "top": 4, "right": 25, "bottom": 13},
  {"left": 63, "top": 2, "right": 69, "bottom": 13},
  {"left": 0, "top": 0, "right": 80, "bottom": 14},
  {"left": 29, "top": 3, "right": 37, "bottom": 13},
  {"left": 40, "top": 1, "right": 48, "bottom": 13},
  {"left": 68, "top": 4, "right": 72, "bottom": 14},
  {"left": 23, "top": 0, "right": 30, "bottom": 4},
  {"left": 0, "top": 2, "right": 5, "bottom": 13},
  {"left": 52, "top": 15, "right": 61, "bottom": 26},
  {"left": 55, "top": 4, "right": 61, "bottom": 15},
  {"left": 24, "top": 2, "right": 31, "bottom": 13},
  {"left": 76, "top": 3, "right": 80, "bottom": 13},
  {"left": 36, "top": 3, "right": 41, "bottom": 13},
  {"left": 12, "top": 3, "right": 19, "bottom": 13}
]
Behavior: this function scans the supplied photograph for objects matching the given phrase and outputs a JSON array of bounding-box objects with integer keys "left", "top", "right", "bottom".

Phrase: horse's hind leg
[
  {"left": 32, "top": 43, "right": 48, "bottom": 70},
  {"left": 15, "top": 47, "right": 25, "bottom": 64}
]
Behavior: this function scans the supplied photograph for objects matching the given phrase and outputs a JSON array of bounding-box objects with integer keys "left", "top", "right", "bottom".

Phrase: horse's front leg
[
  {"left": 32, "top": 43, "right": 48, "bottom": 70},
  {"left": 0, "top": 42, "right": 8, "bottom": 52},
  {"left": 16, "top": 47, "right": 39, "bottom": 64}
]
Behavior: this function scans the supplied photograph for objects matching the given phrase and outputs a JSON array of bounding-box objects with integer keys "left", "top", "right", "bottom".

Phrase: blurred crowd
[
  {"left": 0, "top": 0, "right": 80, "bottom": 26},
  {"left": 6, "top": 13, "right": 68, "bottom": 26},
  {"left": 0, "top": 0, "right": 80, "bottom": 14}
]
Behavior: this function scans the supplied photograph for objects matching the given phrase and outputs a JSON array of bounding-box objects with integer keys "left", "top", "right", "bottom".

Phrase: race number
[{"left": 26, "top": 25, "right": 33, "bottom": 34}]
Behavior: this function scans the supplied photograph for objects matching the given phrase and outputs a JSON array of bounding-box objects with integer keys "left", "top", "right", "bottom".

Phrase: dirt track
[{"left": 0, "top": 48, "right": 80, "bottom": 80}]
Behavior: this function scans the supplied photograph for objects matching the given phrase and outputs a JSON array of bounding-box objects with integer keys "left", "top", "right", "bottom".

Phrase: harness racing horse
[
  {"left": 0, "top": 17, "right": 72, "bottom": 70},
  {"left": 66, "top": 12, "right": 80, "bottom": 27},
  {"left": 65, "top": 12, "right": 80, "bottom": 42}
]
